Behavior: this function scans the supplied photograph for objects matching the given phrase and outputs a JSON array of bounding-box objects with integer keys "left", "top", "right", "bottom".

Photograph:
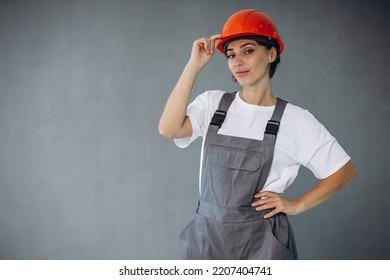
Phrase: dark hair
[
  {"left": 224, "top": 36, "right": 281, "bottom": 80},
  {"left": 262, "top": 39, "right": 280, "bottom": 79}
]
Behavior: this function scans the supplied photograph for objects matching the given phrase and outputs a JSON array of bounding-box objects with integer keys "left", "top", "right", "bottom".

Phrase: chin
[{"left": 236, "top": 79, "right": 252, "bottom": 87}]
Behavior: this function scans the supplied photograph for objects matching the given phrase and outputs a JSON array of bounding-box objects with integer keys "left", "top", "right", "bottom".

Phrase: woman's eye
[
  {"left": 226, "top": 53, "right": 235, "bottom": 59},
  {"left": 244, "top": 49, "right": 254, "bottom": 55}
]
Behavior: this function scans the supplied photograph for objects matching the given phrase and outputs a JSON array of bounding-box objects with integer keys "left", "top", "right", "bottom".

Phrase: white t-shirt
[{"left": 174, "top": 90, "right": 350, "bottom": 194}]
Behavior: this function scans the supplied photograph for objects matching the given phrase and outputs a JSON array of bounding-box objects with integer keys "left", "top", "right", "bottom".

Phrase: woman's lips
[{"left": 235, "top": 70, "right": 249, "bottom": 77}]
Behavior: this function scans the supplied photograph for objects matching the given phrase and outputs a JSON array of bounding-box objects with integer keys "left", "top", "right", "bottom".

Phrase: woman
[{"left": 158, "top": 9, "right": 355, "bottom": 260}]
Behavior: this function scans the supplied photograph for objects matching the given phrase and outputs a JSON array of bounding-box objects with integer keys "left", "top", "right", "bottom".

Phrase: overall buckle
[
  {"left": 265, "top": 120, "right": 280, "bottom": 135},
  {"left": 210, "top": 110, "right": 227, "bottom": 128}
]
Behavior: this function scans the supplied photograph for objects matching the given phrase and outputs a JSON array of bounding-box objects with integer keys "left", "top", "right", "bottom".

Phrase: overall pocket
[{"left": 208, "top": 145, "right": 261, "bottom": 171}]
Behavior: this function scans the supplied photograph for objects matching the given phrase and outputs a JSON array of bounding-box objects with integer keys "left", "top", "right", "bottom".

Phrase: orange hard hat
[{"left": 217, "top": 9, "right": 284, "bottom": 54}]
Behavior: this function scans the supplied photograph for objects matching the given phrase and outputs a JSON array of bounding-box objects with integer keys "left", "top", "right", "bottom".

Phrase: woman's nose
[{"left": 234, "top": 55, "right": 244, "bottom": 67}]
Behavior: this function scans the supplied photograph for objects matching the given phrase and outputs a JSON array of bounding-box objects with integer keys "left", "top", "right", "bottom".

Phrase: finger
[
  {"left": 210, "top": 34, "right": 222, "bottom": 53},
  {"left": 210, "top": 34, "right": 222, "bottom": 40},
  {"left": 264, "top": 208, "right": 279, "bottom": 219},
  {"left": 207, "top": 38, "right": 214, "bottom": 54},
  {"left": 254, "top": 202, "right": 277, "bottom": 212},
  {"left": 253, "top": 193, "right": 262, "bottom": 199},
  {"left": 254, "top": 191, "right": 273, "bottom": 199},
  {"left": 203, "top": 37, "right": 211, "bottom": 54},
  {"left": 214, "top": 38, "right": 222, "bottom": 50},
  {"left": 199, "top": 36, "right": 221, "bottom": 55},
  {"left": 195, "top": 38, "right": 208, "bottom": 54},
  {"left": 209, "top": 39, "right": 217, "bottom": 54},
  {"left": 251, "top": 199, "right": 264, "bottom": 207},
  {"left": 252, "top": 196, "right": 280, "bottom": 208}
]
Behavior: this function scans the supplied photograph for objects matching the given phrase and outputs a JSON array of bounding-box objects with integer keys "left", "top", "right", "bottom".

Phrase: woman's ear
[{"left": 269, "top": 46, "right": 277, "bottom": 63}]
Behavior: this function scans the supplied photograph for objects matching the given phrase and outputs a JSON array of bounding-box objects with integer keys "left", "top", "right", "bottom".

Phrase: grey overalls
[{"left": 179, "top": 92, "right": 298, "bottom": 260}]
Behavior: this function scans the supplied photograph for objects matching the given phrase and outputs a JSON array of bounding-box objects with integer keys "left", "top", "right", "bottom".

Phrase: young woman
[{"left": 158, "top": 9, "right": 355, "bottom": 260}]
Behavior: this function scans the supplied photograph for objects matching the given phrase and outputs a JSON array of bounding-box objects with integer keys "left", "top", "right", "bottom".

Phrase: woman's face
[{"left": 225, "top": 39, "right": 274, "bottom": 87}]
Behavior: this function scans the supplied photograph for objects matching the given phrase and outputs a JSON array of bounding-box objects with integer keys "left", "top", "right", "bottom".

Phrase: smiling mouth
[{"left": 235, "top": 70, "right": 250, "bottom": 77}]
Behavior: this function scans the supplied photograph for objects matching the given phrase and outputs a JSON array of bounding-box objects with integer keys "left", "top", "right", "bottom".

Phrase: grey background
[{"left": 0, "top": 0, "right": 389, "bottom": 259}]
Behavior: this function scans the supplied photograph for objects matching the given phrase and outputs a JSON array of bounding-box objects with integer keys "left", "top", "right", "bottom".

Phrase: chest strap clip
[
  {"left": 265, "top": 120, "right": 280, "bottom": 135},
  {"left": 210, "top": 110, "right": 227, "bottom": 128}
]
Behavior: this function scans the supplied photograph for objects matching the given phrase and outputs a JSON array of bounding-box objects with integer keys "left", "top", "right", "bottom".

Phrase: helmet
[{"left": 217, "top": 9, "right": 284, "bottom": 54}]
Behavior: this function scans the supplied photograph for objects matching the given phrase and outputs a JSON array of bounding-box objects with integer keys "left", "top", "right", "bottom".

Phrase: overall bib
[{"left": 179, "top": 92, "right": 298, "bottom": 260}]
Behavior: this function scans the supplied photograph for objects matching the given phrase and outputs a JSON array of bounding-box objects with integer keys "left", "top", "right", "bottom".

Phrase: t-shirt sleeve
[
  {"left": 173, "top": 92, "right": 208, "bottom": 148},
  {"left": 174, "top": 90, "right": 225, "bottom": 148},
  {"left": 296, "top": 111, "right": 351, "bottom": 179}
]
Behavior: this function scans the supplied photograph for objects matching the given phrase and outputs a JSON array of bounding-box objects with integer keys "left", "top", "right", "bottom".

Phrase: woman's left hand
[
  {"left": 252, "top": 161, "right": 356, "bottom": 219},
  {"left": 251, "top": 191, "right": 302, "bottom": 219}
]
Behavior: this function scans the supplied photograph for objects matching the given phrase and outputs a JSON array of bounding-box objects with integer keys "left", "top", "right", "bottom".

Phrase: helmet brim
[{"left": 217, "top": 34, "right": 282, "bottom": 54}]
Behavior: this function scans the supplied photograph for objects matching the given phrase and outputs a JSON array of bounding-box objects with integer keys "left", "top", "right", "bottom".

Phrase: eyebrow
[{"left": 226, "top": 42, "right": 257, "bottom": 52}]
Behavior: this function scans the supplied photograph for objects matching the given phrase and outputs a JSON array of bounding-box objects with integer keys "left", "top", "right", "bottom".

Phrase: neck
[{"left": 240, "top": 82, "right": 276, "bottom": 106}]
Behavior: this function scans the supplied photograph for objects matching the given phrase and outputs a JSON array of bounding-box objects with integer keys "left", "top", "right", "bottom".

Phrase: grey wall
[{"left": 0, "top": 0, "right": 389, "bottom": 259}]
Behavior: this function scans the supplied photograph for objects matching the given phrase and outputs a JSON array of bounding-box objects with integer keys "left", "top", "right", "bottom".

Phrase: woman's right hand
[{"left": 188, "top": 34, "right": 222, "bottom": 71}]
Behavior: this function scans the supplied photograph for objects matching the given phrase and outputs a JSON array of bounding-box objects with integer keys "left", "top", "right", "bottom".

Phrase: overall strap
[
  {"left": 256, "top": 97, "right": 288, "bottom": 192},
  {"left": 263, "top": 98, "right": 288, "bottom": 142},
  {"left": 208, "top": 92, "right": 236, "bottom": 133}
]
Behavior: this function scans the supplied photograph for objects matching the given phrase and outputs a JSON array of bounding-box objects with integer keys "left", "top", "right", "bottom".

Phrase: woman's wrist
[{"left": 186, "top": 59, "right": 205, "bottom": 74}]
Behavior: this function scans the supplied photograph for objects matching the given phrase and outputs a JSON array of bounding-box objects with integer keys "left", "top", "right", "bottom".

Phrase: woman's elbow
[
  {"left": 344, "top": 160, "right": 356, "bottom": 184},
  {"left": 158, "top": 117, "right": 191, "bottom": 139},
  {"left": 349, "top": 161, "right": 357, "bottom": 181},
  {"left": 158, "top": 123, "right": 176, "bottom": 139}
]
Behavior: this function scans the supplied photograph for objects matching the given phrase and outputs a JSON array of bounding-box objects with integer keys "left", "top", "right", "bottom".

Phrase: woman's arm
[
  {"left": 252, "top": 160, "right": 356, "bottom": 218},
  {"left": 158, "top": 35, "right": 222, "bottom": 139}
]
